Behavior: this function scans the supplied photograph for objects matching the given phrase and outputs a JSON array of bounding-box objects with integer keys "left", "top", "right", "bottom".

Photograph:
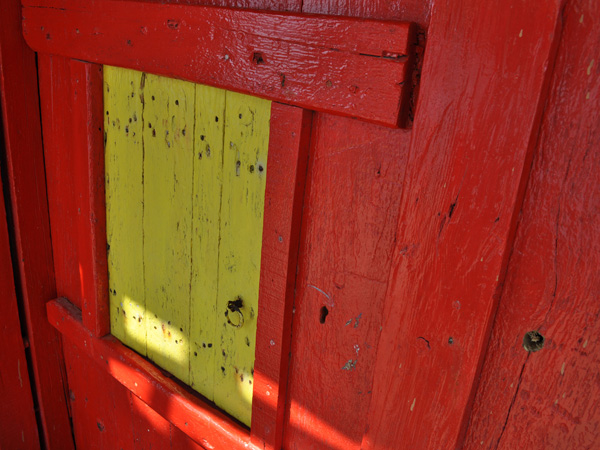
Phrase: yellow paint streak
[
  {"left": 214, "top": 91, "right": 271, "bottom": 426},
  {"left": 143, "top": 73, "right": 195, "bottom": 383},
  {"left": 189, "top": 85, "right": 226, "bottom": 400},
  {"left": 105, "top": 66, "right": 146, "bottom": 355},
  {"left": 105, "top": 67, "right": 270, "bottom": 426}
]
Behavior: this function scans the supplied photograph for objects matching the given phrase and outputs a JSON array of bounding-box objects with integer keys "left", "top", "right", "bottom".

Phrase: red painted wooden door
[{"left": 1, "top": 0, "right": 599, "bottom": 449}]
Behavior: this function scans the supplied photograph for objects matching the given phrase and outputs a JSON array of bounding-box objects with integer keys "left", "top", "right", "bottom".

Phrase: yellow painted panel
[
  {"left": 106, "top": 68, "right": 271, "bottom": 426},
  {"left": 213, "top": 91, "right": 271, "bottom": 426},
  {"left": 105, "top": 66, "right": 146, "bottom": 355},
  {"left": 189, "top": 85, "right": 226, "bottom": 400},
  {"left": 143, "top": 73, "right": 195, "bottom": 383}
]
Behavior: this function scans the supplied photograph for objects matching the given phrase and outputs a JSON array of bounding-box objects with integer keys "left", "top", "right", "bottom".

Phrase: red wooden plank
[
  {"left": 251, "top": 104, "right": 311, "bottom": 450},
  {"left": 0, "top": 154, "right": 40, "bottom": 448},
  {"left": 282, "top": 114, "right": 411, "bottom": 450},
  {"left": 301, "top": 0, "right": 431, "bottom": 29},
  {"left": 21, "top": 0, "right": 415, "bottom": 127},
  {"left": 361, "top": 0, "right": 564, "bottom": 449},
  {"left": 48, "top": 297, "right": 258, "bottom": 450},
  {"left": 0, "top": 0, "right": 75, "bottom": 447},
  {"left": 464, "top": 0, "right": 600, "bottom": 448},
  {"left": 62, "top": 340, "right": 136, "bottom": 450},
  {"left": 39, "top": 55, "right": 109, "bottom": 336}
]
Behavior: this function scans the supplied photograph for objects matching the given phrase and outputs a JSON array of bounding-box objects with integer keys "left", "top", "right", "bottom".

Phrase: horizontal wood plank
[
  {"left": 22, "top": 0, "right": 415, "bottom": 127},
  {"left": 47, "top": 297, "right": 259, "bottom": 450}
]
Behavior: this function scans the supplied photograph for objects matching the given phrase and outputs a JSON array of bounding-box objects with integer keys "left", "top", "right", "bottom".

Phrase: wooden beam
[
  {"left": 0, "top": 1, "right": 75, "bottom": 447},
  {"left": 361, "top": 0, "right": 563, "bottom": 448},
  {"left": 21, "top": 0, "right": 415, "bottom": 127},
  {"left": 47, "top": 297, "right": 258, "bottom": 450}
]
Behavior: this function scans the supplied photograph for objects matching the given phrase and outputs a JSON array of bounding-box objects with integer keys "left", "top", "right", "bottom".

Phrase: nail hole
[
  {"left": 200, "top": 135, "right": 205, "bottom": 141},
  {"left": 175, "top": 99, "right": 179, "bottom": 105},
  {"left": 215, "top": 116, "right": 219, "bottom": 122},
  {"left": 258, "top": 165, "right": 264, "bottom": 173},
  {"left": 319, "top": 306, "right": 329, "bottom": 324},
  {"left": 253, "top": 52, "right": 265, "bottom": 65},
  {"left": 152, "top": 96, "right": 155, "bottom": 101},
  {"left": 523, "top": 331, "right": 545, "bottom": 352}
]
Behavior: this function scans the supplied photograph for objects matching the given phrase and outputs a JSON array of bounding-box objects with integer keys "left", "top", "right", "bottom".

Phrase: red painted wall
[{"left": 1, "top": 0, "right": 599, "bottom": 449}]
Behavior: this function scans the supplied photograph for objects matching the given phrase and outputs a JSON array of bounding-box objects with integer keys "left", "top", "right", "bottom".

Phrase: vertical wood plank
[
  {"left": 105, "top": 66, "right": 147, "bottom": 355},
  {"left": 283, "top": 114, "right": 411, "bottom": 450},
  {"left": 0, "top": 142, "right": 40, "bottom": 448},
  {"left": 143, "top": 73, "right": 195, "bottom": 383},
  {"left": 464, "top": 0, "right": 600, "bottom": 448},
  {"left": 362, "top": 1, "right": 563, "bottom": 449},
  {"left": 189, "top": 84, "right": 226, "bottom": 400},
  {"left": 250, "top": 104, "right": 312, "bottom": 450},
  {"left": 213, "top": 91, "right": 271, "bottom": 426},
  {"left": 62, "top": 339, "right": 136, "bottom": 450}
]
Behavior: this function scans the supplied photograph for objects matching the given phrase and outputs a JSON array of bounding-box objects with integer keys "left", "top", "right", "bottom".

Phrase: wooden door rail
[
  {"left": 47, "top": 297, "right": 257, "bottom": 450},
  {"left": 22, "top": 0, "right": 415, "bottom": 127}
]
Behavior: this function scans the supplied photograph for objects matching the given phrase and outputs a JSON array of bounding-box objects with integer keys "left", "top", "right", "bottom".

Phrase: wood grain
[
  {"left": 214, "top": 91, "right": 271, "bottom": 426},
  {"left": 189, "top": 84, "right": 226, "bottom": 401},
  {"left": 105, "top": 66, "right": 147, "bottom": 354},
  {"left": 0, "top": 150, "right": 40, "bottom": 449},
  {"left": 0, "top": 3, "right": 74, "bottom": 446},
  {"left": 464, "top": 0, "right": 600, "bottom": 448},
  {"left": 362, "top": 0, "right": 563, "bottom": 448},
  {"left": 283, "top": 113, "right": 411, "bottom": 449},
  {"left": 48, "top": 297, "right": 257, "bottom": 450},
  {"left": 143, "top": 73, "right": 195, "bottom": 383},
  {"left": 105, "top": 67, "right": 271, "bottom": 425},
  {"left": 21, "top": 0, "right": 415, "bottom": 127}
]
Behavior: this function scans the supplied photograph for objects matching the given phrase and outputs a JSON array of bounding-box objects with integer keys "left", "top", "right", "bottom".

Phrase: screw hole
[{"left": 523, "top": 330, "right": 545, "bottom": 352}]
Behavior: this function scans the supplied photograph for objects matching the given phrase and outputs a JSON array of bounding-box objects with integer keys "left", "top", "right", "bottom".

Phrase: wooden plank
[
  {"left": 189, "top": 84, "right": 226, "bottom": 401},
  {"left": 0, "top": 2, "right": 74, "bottom": 447},
  {"left": 250, "top": 103, "right": 312, "bottom": 450},
  {"left": 40, "top": 56, "right": 109, "bottom": 336},
  {"left": 47, "top": 297, "right": 257, "bottom": 450},
  {"left": 62, "top": 340, "right": 136, "bottom": 450},
  {"left": 0, "top": 148, "right": 40, "bottom": 448},
  {"left": 105, "top": 66, "right": 147, "bottom": 354},
  {"left": 361, "top": 0, "right": 564, "bottom": 449},
  {"left": 21, "top": 0, "right": 415, "bottom": 127},
  {"left": 39, "top": 55, "right": 81, "bottom": 310},
  {"left": 214, "top": 91, "right": 271, "bottom": 426},
  {"left": 142, "top": 73, "right": 195, "bottom": 383},
  {"left": 464, "top": 0, "right": 600, "bottom": 448},
  {"left": 282, "top": 113, "right": 411, "bottom": 450}
]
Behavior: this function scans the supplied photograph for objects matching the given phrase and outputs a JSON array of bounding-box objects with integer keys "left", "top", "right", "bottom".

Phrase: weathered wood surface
[
  {"left": 251, "top": 103, "right": 312, "bottom": 450},
  {"left": 22, "top": 0, "right": 415, "bottom": 127},
  {"left": 0, "top": 153, "right": 39, "bottom": 448},
  {"left": 0, "top": 1, "right": 74, "bottom": 448},
  {"left": 105, "top": 66, "right": 271, "bottom": 425},
  {"left": 40, "top": 56, "right": 109, "bottom": 336},
  {"left": 48, "top": 297, "right": 257, "bottom": 450},
  {"left": 62, "top": 334, "right": 207, "bottom": 450},
  {"left": 362, "top": 0, "right": 564, "bottom": 448},
  {"left": 464, "top": 0, "right": 600, "bottom": 448}
]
